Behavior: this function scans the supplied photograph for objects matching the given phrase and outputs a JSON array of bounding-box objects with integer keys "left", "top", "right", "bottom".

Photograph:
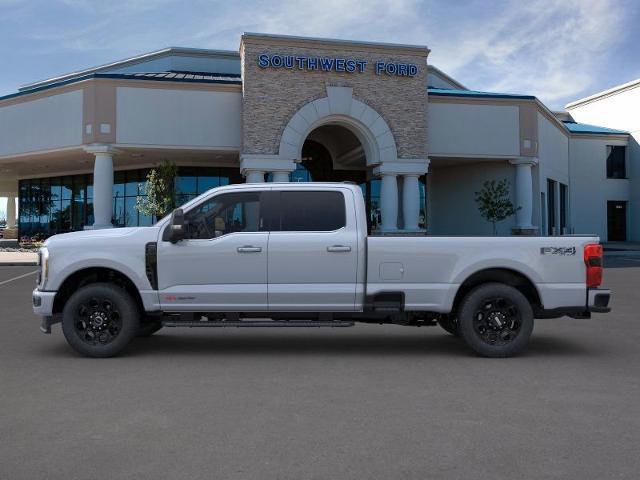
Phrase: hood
[{"left": 44, "top": 226, "right": 160, "bottom": 249}]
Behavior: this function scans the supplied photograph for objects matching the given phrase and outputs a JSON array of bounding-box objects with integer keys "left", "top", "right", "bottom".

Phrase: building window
[
  {"left": 547, "top": 179, "right": 556, "bottom": 236},
  {"left": 18, "top": 166, "right": 242, "bottom": 239},
  {"left": 606, "top": 146, "right": 626, "bottom": 179},
  {"left": 540, "top": 192, "right": 547, "bottom": 235},
  {"left": 559, "top": 183, "right": 568, "bottom": 234}
]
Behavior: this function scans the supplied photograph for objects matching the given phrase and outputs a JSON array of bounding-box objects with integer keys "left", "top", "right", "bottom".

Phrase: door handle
[
  {"left": 237, "top": 246, "right": 262, "bottom": 253},
  {"left": 327, "top": 245, "right": 352, "bottom": 253}
]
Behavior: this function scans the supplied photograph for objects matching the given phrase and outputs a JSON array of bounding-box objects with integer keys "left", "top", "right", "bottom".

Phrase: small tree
[
  {"left": 474, "top": 179, "right": 520, "bottom": 235},
  {"left": 136, "top": 160, "right": 178, "bottom": 220}
]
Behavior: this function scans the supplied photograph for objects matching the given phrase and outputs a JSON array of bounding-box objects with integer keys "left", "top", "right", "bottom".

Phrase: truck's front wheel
[
  {"left": 437, "top": 315, "right": 459, "bottom": 336},
  {"left": 458, "top": 283, "right": 534, "bottom": 357},
  {"left": 62, "top": 283, "right": 140, "bottom": 358}
]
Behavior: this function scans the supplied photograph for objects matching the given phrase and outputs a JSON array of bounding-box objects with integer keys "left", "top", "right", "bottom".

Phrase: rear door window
[{"left": 279, "top": 191, "right": 346, "bottom": 232}]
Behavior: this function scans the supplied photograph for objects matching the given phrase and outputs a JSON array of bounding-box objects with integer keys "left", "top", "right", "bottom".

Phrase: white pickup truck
[{"left": 33, "top": 182, "right": 610, "bottom": 358}]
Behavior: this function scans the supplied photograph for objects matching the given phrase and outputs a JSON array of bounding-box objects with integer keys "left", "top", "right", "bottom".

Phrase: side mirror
[{"left": 163, "top": 208, "right": 186, "bottom": 243}]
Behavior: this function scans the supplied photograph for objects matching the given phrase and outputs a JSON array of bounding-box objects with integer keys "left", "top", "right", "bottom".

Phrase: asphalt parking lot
[{"left": 1, "top": 259, "right": 639, "bottom": 480}]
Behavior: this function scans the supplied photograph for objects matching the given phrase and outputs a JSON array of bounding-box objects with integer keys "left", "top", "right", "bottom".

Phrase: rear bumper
[
  {"left": 536, "top": 287, "right": 611, "bottom": 319},
  {"left": 588, "top": 288, "right": 611, "bottom": 313}
]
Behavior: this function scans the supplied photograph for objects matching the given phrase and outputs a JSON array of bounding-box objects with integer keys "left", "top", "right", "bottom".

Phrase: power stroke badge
[{"left": 540, "top": 246, "right": 576, "bottom": 256}]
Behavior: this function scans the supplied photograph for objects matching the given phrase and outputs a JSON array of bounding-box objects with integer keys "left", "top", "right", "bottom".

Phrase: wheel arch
[
  {"left": 53, "top": 267, "right": 144, "bottom": 315},
  {"left": 451, "top": 268, "right": 542, "bottom": 316}
]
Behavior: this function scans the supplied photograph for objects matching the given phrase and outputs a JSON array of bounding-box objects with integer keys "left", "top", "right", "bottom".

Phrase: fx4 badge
[{"left": 540, "top": 246, "right": 576, "bottom": 256}]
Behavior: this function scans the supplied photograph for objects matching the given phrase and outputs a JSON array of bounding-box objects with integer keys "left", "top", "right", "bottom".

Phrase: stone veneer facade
[{"left": 240, "top": 34, "right": 429, "bottom": 161}]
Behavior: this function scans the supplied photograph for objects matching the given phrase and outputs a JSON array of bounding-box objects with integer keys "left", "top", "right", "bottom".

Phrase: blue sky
[
  {"left": 1, "top": 0, "right": 639, "bottom": 108},
  {"left": 1, "top": 0, "right": 640, "bottom": 218}
]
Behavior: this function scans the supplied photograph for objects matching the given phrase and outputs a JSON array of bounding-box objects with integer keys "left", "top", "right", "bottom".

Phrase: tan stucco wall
[{"left": 240, "top": 35, "right": 429, "bottom": 160}]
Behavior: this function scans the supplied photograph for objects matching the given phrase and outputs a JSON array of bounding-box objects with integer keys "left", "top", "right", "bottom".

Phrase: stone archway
[
  {"left": 241, "top": 85, "right": 429, "bottom": 232},
  {"left": 274, "top": 86, "right": 428, "bottom": 232},
  {"left": 278, "top": 86, "right": 398, "bottom": 167}
]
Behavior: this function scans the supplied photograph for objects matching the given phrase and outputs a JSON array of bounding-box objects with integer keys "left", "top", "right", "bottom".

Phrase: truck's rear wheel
[
  {"left": 457, "top": 283, "right": 533, "bottom": 357},
  {"left": 62, "top": 283, "right": 139, "bottom": 358}
]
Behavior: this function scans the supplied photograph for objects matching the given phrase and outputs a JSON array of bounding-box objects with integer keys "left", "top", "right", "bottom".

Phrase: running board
[{"left": 162, "top": 320, "right": 355, "bottom": 328}]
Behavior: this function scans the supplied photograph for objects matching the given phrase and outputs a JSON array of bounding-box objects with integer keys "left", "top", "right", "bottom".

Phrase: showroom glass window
[{"left": 18, "top": 166, "right": 242, "bottom": 239}]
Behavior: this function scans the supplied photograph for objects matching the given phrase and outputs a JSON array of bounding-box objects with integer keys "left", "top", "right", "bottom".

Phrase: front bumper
[
  {"left": 33, "top": 289, "right": 57, "bottom": 334},
  {"left": 32, "top": 288, "right": 56, "bottom": 315},
  {"left": 588, "top": 288, "right": 611, "bottom": 313}
]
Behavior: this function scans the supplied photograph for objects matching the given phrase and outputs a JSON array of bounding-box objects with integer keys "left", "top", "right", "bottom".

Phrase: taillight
[{"left": 584, "top": 243, "right": 603, "bottom": 289}]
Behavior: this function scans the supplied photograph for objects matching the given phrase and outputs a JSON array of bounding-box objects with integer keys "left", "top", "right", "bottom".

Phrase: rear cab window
[{"left": 277, "top": 191, "right": 346, "bottom": 232}]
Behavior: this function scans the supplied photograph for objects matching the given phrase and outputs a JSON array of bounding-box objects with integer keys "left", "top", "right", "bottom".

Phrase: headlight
[{"left": 38, "top": 247, "right": 49, "bottom": 289}]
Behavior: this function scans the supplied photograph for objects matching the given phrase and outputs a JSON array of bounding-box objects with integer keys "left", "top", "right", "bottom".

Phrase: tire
[
  {"left": 62, "top": 283, "right": 140, "bottom": 358},
  {"left": 137, "top": 320, "right": 163, "bottom": 338},
  {"left": 437, "top": 315, "right": 460, "bottom": 337},
  {"left": 457, "top": 283, "right": 534, "bottom": 358}
]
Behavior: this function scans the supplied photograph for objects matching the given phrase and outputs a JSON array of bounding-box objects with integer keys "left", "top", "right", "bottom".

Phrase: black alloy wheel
[
  {"left": 74, "top": 297, "right": 123, "bottom": 346},
  {"left": 458, "top": 283, "right": 534, "bottom": 357},
  {"left": 62, "top": 283, "right": 139, "bottom": 358},
  {"left": 472, "top": 296, "right": 522, "bottom": 346}
]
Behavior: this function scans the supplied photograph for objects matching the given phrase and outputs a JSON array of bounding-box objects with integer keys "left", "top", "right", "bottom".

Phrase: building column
[
  {"left": 379, "top": 173, "right": 399, "bottom": 232},
  {"left": 6, "top": 195, "right": 16, "bottom": 229},
  {"left": 271, "top": 171, "right": 290, "bottom": 182},
  {"left": 402, "top": 174, "right": 421, "bottom": 231},
  {"left": 85, "top": 145, "right": 117, "bottom": 229},
  {"left": 240, "top": 154, "right": 295, "bottom": 184},
  {"left": 375, "top": 159, "right": 429, "bottom": 233},
  {"left": 509, "top": 157, "right": 538, "bottom": 235},
  {"left": 244, "top": 170, "right": 265, "bottom": 183},
  {"left": 2, "top": 194, "right": 18, "bottom": 240}
]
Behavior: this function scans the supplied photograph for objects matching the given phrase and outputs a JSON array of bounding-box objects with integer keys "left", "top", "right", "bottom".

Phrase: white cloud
[
  {"left": 421, "top": 0, "right": 630, "bottom": 107},
  {"left": 6, "top": 0, "right": 635, "bottom": 109},
  {"left": 186, "top": 0, "right": 632, "bottom": 107}
]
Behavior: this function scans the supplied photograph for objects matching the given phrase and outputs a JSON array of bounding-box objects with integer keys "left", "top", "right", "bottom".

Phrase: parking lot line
[{"left": 0, "top": 270, "right": 38, "bottom": 287}]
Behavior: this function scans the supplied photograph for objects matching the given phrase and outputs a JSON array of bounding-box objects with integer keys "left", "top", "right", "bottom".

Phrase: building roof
[
  {"left": 427, "top": 66, "right": 467, "bottom": 90},
  {"left": 565, "top": 78, "right": 640, "bottom": 109},
  {"left": 241, "top": 32, "right": 430, "bottom": 54},
  {"left": 562, "top": 121, "right": 628, "bottom": 135},
  {"left": 428, "top": 87, "right": 535, "bottom": 100},
  {"left": 429, "top": 88, "right": 629, "bottom": 137},
  {"left": 110, "top": 71, "right": 241, "bottom": 82},
  {"left": 0, "top": 71, "right": 241, "bottom": 103},
  {"left": 19, "top": 47, "right": 240, "bottom": 92}
]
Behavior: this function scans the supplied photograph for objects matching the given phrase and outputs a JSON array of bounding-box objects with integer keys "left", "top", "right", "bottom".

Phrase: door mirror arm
[{"left": 162, "top": 208, "right": 186, "bottom": 243}]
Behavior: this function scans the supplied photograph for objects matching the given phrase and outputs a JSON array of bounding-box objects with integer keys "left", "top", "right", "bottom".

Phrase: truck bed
[{"left": 366, "top": 235, "right": 597, "bottom": 312}]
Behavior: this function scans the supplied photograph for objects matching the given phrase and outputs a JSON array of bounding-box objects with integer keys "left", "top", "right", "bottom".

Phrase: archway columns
[
  {"left": 379, "top": 173, "right": 399, "bottom": 232},
  {"left": 3, "top": 193, "right": 18, "bottom": 239},
  {"left": 402, "top": 175, "right": 421, "bottom": 231},
  {"left": 374, "top": 159, "right": 429, "bottom": 232},
  {"left": 241, "top": 154, "right": 295, "bottom": 183},
  {"left": 509, "top": 157, "right": 539, "bottom": 235},
  {"left": 6, "top": 195, "right": 16, "bottom": 229},
  {"left": 84, "top": 144, "right": 119, "bottom": 229}
]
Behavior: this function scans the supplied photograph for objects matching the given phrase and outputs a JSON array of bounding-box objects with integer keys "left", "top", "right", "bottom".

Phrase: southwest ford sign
[{"left": 257, "top": 54, "right": 418, "bottom": 77}]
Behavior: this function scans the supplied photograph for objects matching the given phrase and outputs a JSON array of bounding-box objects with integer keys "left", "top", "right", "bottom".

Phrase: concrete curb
[
  {"left": 604, "top": 251, "right": 640, "bottom": 257},
  {"left": 0, "top": 262, "right": 39, "bottom": 266}
]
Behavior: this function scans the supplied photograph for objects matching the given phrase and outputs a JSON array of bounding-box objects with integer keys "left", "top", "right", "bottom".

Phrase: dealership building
[{"left": 0, "top": 33, "right": 636, "bottom": 241}]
